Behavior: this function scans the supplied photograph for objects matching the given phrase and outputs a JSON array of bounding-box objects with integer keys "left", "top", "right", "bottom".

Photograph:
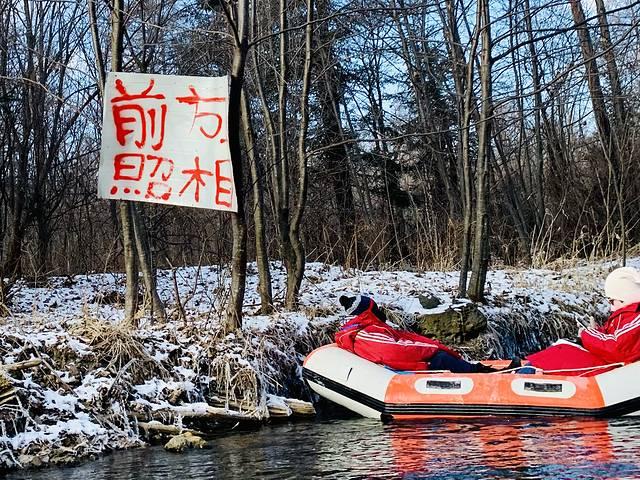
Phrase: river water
[{"left": 7, "top": 416, "right": 640, "bottom": 479}]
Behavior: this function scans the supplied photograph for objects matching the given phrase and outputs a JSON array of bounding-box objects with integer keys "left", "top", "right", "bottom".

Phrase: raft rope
[
  {"left": 388, "top": 363, "right": 626, "bottom": 376},
  {"left": 541, "top": 362, "right": 625, "bottom": 377},
  {"left": 492, "top": 362, "right": 626, "bottom": 375}
]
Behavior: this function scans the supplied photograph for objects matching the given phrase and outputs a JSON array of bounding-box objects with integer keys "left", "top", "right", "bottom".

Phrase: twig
[{"left": 2, "top": 359, "right": 42, "bottom": 372}]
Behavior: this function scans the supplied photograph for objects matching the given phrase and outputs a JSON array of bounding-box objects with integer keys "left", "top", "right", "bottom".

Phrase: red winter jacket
[
  {"left": 527, "top": 302, "right": 640, "bottom": 376},
  {"left": 335, "top": 308, "right": 461, "bottom": 371},
  {"left": 580, "top": 302, "right": 640, "bottom": 364}
]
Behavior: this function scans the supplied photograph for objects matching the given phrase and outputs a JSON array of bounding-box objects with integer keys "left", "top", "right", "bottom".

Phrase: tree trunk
[
  {"left": 275, "top": 0, "right": 298, "bottom": 307},
  {"left": 109, "top": 0, "right": 139, "bottom": 325},
  {"left": 224, "top": 0, "right": 249, "bottom": 332},
  {"left": 241, "top": 89, "right": 272, "bottom": 313},
  {"left": 440, "top": 0, "right": 479, "bottom": 297},
  {"left": 569, "top": 0, "right": 625, "bottom": 260},
  {"left": 468, "top": 0, "right": 493, "bottom": 301},
  {"left": 131, "top": 203, "right": 166, "bottom": 322},
  {"left": 594, "top": 0, "right": 626, "bottom": 128},
  {"left": 594, "top": 0, "right": 627, "bottom": 263},
  {"left": 285, "top": 0, "right": 314, "bottom": 309},
  {"left": 569, "top": 0, "right": 615, "bottom": 165},
  {"left": 119, "top": 201, "right": 139, "bottom": 325},
  {"left": 523, "top": 0, "right": 545, "bottom": 230}
]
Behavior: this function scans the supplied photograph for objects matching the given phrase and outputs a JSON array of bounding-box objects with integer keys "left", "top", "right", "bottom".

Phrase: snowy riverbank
[{"left": 1, "top": 258, "right": 636, "bottom": 470}]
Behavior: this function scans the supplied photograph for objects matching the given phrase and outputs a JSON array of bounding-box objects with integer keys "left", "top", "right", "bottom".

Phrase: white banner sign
[{"left": 98, "top": 72, "right": 237, "bottom": 212}]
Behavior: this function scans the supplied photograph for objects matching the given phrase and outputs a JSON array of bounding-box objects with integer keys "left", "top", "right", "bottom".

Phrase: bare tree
[
  {"left": 223, "top": 0, "right": 250, "bottom": 331},
  {"left": 467, "top": 0, "right": 493, "bottom": 301},
  {"left": 0, "top": 0, "right": 93, "bottom": 281},
  {"left": 440, "top": 0, "right": 480, "bottom": 296},
  {"left": 241, "top": 88, "right": 273, "bottom": 313},
  {"left": 240, "top": 0, "right": 273, "bottom": 314},
  {"left": 569, "top": 0, "right": 625, "bottom": 261}
]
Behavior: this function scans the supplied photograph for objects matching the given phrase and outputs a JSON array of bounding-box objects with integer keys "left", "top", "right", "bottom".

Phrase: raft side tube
[
  {"left": 304, "top": 345, "right": 640, "bottom": 419},
  {"left": 595, "top": 361, "right": 640, "bottom": 415},
  {"left": 303, "top": 344, "right": 396, "bottom": 418}
]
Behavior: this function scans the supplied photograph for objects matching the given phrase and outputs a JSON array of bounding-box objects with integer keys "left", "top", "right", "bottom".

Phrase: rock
[
  {"left": 18, "top": 454, "right": 44, "bottom": 468},
  {"left": 168, "top": 387, "right": 185, "bottom": 404},
  {"left": 418, "top": 294, "right": 441, "bottom": 309},
  {"left": 164, "top": 432, "right": 207, "bottom": 453},
  {"left": 415, "top": 303, "right": 487, "bottom": 344}
]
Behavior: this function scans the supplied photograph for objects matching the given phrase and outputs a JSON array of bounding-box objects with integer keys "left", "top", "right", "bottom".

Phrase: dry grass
[
  {"left": 0, "top": 372, "right": 11, "bottom": 391},
  {"left": 509, "top": 262, "right": 612, "bottom": 295},
  {"left": 71, "top": 317, "right": 164, "bottom": 383},
  {"left": 206, "top": 330, "right": 265, "bottom": 415},
  {"left": 202, "top": 312, "right": 337, "bottom": 417}
]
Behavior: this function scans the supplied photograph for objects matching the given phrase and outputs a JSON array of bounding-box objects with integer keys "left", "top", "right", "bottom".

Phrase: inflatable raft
[{"left": 303, "top": 344, "right": 640, "bottom": 419}]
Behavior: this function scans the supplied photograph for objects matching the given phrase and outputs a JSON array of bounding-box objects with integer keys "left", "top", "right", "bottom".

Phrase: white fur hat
[{"left": 604, "top": 267, "right": 640, "bottom": 308}]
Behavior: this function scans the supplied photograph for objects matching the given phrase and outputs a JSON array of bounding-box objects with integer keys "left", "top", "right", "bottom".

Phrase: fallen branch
[
  {"left": 210, "top": 394, "right": 316, "bottom": 418},
  {"left": 2, "top": 359, "right": 42, "bottom": 372},
  {"left": 137, "top": 420, "right": 205, "bottom": 437},
  {"left": 282, "top": 398, "right": 316, "bottom": 417},
  {"left": 266, "top": 398, "right": 316, "bottom": 418},
  {"left": 0, "top": 387, "right": 17, "bottom": 406},
  {"left": 133, "top": 402, "right": 262, "bottom": 424}
]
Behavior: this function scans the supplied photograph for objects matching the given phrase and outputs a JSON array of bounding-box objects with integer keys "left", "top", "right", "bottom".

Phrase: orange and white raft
[{"left": 303, "top": 344, "right": 640, "bottom": 419}]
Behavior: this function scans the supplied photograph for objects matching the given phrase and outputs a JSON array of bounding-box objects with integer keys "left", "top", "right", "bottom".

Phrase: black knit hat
[
  {"left": 339, "top": 295, "right": 387, "bottom": 321},
  {"left": 339, "top": 295, "right": 371, "bottom": 315}
]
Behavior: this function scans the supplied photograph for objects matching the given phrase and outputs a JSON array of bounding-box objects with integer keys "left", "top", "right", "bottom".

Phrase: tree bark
[
  {"left": 109, "top": 0, "right": 139, "bottom": 325},
  {"left": 131, "top": 204, "right": 166, "bottom": 322},
  {"left": 523, "top": 0, "right": 546, "bottom": 231},
  {"left": 569, "top": 0, "right": 625, "bottom": 261},
  {"left": 285, "top": 0, "right": 314, "bottom": 309},
  {"left": 269, "top": 0, "right": 299, "bottom": 307},
  {"left": 468, "top": 0, "right": 493, "bottom": 301},
  {"left": 224, "top": 0, "right": 249, "bottom": 332},
  {"left": 569, "top": 0, "right": 615, "bottom": 165},
  {"left": 594, "top": 0, "right": 627, "bottom": 263},
  {"left": 440, "top": 0, "right": 479, "bottom": 297},
  {"left": 119, "top": 202, "right": 139, "bottom": 325},
  {"left": 241, "top": 88, "right": 273, "bottom": 313},
  {"left": 594, "top": 0, "right": 626, "bottom": 128}
]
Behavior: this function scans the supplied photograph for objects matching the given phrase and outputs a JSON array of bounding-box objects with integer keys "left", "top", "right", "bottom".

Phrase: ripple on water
[{"left": 7, "top": 417, "right": 640, "bottom": 480}]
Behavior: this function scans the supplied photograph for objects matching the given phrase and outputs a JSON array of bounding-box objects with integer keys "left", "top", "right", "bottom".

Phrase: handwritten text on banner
[{"left": 98, "top": 72, "right": 237, "bottom": 212}]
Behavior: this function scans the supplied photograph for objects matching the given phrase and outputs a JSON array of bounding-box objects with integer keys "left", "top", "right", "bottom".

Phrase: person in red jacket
[
  {"left": 335, "top": 295, "right": 500, "bottom": 373},
  {"left": 527, "top": 266, "right": 640, "bottom": 375}
]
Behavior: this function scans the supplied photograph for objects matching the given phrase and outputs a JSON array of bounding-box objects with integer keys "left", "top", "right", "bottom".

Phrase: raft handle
[
  {"left": 425, "top": 380, "right": 462, "bottom": 390},
  {"left": 524, "top": 382, "right": 562, "bottom": 393}
]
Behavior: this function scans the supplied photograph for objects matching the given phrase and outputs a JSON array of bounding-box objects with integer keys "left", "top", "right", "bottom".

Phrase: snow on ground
[
  {"left": 0, "top": 256, "right": 637, "bottom": 470},
  {"left": 8, "top": 257, "right": 634, "bottom": 324}
]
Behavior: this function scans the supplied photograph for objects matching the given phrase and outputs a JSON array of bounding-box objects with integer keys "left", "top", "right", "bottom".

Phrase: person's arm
[
  {"left": 335, "top": 323, "right": 359, "bottom": 352},
  {"left": 580, "top": 317, "right": 640, "bottom": 363},
  {"left": 354, "top": 325, "right": 439, "bottom": 368}
]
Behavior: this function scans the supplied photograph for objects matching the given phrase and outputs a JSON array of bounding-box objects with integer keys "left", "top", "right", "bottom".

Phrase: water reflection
[
  {"left": 387, "top": 419, "right": 639, "bottom": 479},
  {"left": 7, "top": 417, "right": 640, "bottom": 479}
]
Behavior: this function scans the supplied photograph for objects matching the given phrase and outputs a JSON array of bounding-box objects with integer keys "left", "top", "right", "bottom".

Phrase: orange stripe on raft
[{"left": 384, "top": 372, "right": 606, "bottom": 409}]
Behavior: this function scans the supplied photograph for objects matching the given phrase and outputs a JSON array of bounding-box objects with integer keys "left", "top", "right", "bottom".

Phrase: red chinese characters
[
  {"left": 179, "top": 156, "right": 212, "bottom": 202},
  {"left": 111, "top": 79, "right": 167, "bottom": 150},
  {"left": 214, "top": 159, "right": 233, "bottom": 208},
  {"left": 176, "top": 85, "right": 226, "bottom": 141},
  {"left": 102, "top": 73, "right": 235, "bottom": 211}
]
